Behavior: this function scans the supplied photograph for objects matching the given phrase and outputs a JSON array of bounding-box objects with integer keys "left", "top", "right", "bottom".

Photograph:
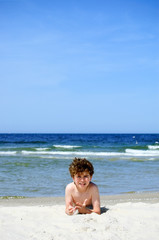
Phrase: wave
[
  {"left": 125, "top": 149, "right": 159, "bottom": 156},
  {"left": 53, "top": 145, "right": 81, "bottom": 149},
  {"left": 21, "top": 150, "right": 123, "bottom": 156},
  {"left": 148, "top": 145, "right": 159, "bottom": 150},
  {"left": 0, "top": 151, "right": 17, "bottom": 155},
  {"left": 34, "top": 148, "right": 50, "bottom": 151},
  {"left": 1, "top": 148, "right": 159, "bottom": 158},
  {"left": 21, "top": 149, "right": 159, "bottom": 157}
]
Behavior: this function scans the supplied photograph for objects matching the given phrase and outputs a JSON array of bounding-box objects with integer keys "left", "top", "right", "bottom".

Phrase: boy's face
[{"left": 73, "top": 171, "right": 92, "bottom": 191}]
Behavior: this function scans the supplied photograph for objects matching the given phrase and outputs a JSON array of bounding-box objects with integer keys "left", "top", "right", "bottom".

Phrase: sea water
[{"left": 0, "top": 134, "right": 159, "bottom": 197}]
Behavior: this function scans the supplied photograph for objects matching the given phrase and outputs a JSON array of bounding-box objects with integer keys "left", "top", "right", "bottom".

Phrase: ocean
[{"left": 0, "top": 134, "right": 159, "bottom": 197}]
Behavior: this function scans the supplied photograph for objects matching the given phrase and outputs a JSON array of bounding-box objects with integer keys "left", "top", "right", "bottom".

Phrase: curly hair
[{"left": 69, "top": 158, "right": 94, "bottom": 177}]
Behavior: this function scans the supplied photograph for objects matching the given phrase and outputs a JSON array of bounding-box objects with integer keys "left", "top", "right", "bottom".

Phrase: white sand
[{"left": 0, "top": 193, "right": 159, "bottom": 240}]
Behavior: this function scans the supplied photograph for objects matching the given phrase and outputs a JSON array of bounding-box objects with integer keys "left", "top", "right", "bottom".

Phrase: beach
[
  {"left": 1, "top": 134, "right": 159, "bottom": 239},
  {"left": 1, "top": 192, "right": 159, "bottom": 240}
]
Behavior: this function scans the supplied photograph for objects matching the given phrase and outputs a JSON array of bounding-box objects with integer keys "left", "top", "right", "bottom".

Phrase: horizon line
[{"left": 0, "top": 132, "right": 159, "bottom": 134}]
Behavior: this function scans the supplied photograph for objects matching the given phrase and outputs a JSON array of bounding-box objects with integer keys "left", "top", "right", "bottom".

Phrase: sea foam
[
  {"left": 0, "top": 151, "right": 17, "bottom": 156},
  {"left": 21, "top": 149, "right": 159, "bottom": 157},
  {"left": 53, "top": 145, "right": 81, "bottom": 149},
  {"left": 125, "top": 149, "right": 159, "bottom": 156},
  {"left": 148, "top": 145, "right": 159, "bottom": 150}
]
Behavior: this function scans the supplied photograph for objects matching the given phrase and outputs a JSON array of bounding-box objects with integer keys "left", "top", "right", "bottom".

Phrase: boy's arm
[
  {"left": 91, "top": 184, "right": 101, "bottom": 214},
  {"left": 75, "top": 185, "right": 101, "bottom": 215},
  {"left": 65, "top": 184, "right": 76, "bottom": 215}
]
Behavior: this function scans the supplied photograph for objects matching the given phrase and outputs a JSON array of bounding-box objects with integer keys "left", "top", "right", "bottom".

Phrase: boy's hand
[
  {"left": 66, "top": 199, "right": 89, "bottom": 215},
  {"left": 75, "top": 199, "right": 92, "bottom": 214},
  {"left": 67, "top": 205, "right": 78, "bottom": 215}
]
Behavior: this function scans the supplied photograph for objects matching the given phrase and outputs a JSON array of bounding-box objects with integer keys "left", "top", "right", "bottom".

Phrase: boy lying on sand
[{"left": 65, "top": 158, "right": 101, "bottom": 215}]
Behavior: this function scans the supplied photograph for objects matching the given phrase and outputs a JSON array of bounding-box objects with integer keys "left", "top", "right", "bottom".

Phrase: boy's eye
[{"left": 76, "top": 174, "right": 89, "bottom": 179}]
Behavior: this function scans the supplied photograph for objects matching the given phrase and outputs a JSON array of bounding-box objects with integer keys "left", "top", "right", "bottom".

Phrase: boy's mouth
[{"left": 79, "top": 182, "right": 86, "bottom": 186}]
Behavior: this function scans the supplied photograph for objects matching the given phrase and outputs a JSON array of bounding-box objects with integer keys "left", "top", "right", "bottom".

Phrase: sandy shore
[{"left": 0, "top": 192, "right": 159, "bottom": 240}]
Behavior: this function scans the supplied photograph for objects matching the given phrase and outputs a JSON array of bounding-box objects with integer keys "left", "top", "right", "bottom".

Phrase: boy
[{"left": 65, "top": 158, "right": 101, "bottom": 215}]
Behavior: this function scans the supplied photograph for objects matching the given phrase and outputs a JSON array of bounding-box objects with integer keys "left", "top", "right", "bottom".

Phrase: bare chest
[{"left": 72, "top": 191, "right": 92, "bottom": 205}]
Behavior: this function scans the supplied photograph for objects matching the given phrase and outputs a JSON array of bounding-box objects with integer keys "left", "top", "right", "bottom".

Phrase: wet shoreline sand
[{"left": 0, "top": 191, "right": 159, "bottom": 206}]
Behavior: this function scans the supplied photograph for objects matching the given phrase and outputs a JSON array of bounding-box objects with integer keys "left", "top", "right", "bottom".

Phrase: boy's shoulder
[
  {"left": 65, "top": 182, "right": 75, "bottom": 191},
  {"left": 90, "top": 181, "right": 97, "bottom": 186},
  {"left": 89, "top": 181, "right": 98, "bottom": 190},
  {"left": 65, "top": 181, "right": 99, "bottom": 194}
]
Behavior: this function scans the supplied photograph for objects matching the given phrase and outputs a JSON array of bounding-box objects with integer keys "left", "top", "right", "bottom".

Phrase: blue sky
[{"left": 0, "top": 0, "right": 159, "bottom": 133}]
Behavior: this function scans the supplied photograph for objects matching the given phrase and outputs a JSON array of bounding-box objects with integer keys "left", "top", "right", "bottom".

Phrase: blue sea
[{"left": 0, "top": 134, "right": 159, "bottom": 197}]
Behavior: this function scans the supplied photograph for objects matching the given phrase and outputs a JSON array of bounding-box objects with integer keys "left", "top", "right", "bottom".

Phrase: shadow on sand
[{"left": 100, "top": 206, "right": 109, "bottom": 214}]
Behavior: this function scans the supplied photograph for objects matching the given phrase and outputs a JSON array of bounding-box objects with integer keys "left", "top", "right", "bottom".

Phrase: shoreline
[{"left": 0, "top": 191, "right": 159, "bottom": 206}]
